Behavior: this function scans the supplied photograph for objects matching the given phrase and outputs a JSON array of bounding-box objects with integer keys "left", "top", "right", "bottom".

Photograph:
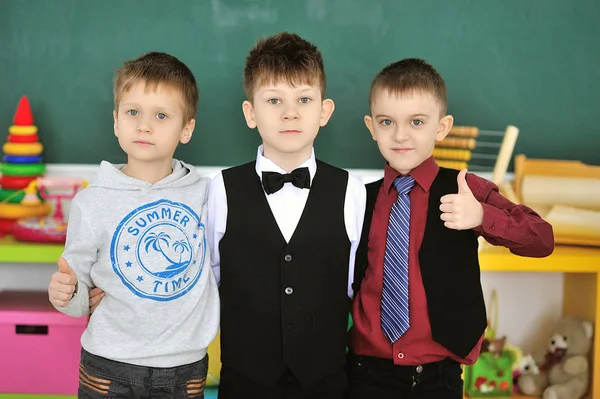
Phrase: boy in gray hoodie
[{"left": 47, "top": 52, "right": 219, "bottom": 398}]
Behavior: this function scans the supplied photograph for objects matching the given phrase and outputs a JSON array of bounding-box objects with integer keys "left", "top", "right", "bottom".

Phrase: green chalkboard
[{"left": 1, "top": 0, "right": 599, "bottom": 168}]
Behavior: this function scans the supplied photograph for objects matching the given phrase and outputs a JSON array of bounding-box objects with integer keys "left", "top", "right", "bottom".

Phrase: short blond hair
[{"left": 114, "top": 52, "right": 199, "bottom": 122}]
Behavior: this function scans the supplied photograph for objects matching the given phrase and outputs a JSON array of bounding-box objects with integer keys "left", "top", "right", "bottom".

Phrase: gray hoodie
[{"left": 57, "top": 159, "right": 219, "bottom": 367}]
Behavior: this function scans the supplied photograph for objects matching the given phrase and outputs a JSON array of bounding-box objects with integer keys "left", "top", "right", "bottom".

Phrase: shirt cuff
[{"left": 477, "top": 202, "right": 507, "bottom": 238}]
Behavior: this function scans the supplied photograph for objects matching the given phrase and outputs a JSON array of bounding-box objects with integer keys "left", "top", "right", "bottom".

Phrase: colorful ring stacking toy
[
  {"left": 0, "top": 163, "right": 46, "bottom": 176},
  {"left": 0, "top": 175, "right": 37, "bottom": 190},
  {"left": 3, "top": 155, "right": 43, "bottom": 163},
  {"left": 8, "top": 125, "right": 38, "bottom": 135},
  {"left": 0, "top": 96, "right": 52, "bottom": 234},
  {"left": 3, "top": 142, "right": 43, "bottom": 156},
  {"left": 8, "top": 134, "right": 39, "bottom": 143}
]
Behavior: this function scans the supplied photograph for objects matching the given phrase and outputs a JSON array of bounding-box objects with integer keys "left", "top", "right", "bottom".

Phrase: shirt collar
[
  {"left": 255, "top": 144, "right": 317, "bottom": 181},
  {"left": 382, "top": 156, "right": 439, "bottom": 195}
]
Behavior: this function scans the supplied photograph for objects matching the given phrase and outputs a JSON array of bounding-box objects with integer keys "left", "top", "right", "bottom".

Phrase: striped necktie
[{"left": 381, "top": 175, "right": 415, "bottom": 343}]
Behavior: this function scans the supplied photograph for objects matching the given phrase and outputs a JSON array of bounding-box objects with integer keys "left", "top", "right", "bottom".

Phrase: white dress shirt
[{"left": 207, "top": 145, "right": 366, "bottom": 298}]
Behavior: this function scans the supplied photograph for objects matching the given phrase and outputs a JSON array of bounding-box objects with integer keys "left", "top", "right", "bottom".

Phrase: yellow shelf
[
  {"left": 477, "top": 244, "right": 600, "bottom": 399},
  {"left": 0, "top": 235, "right": 63, "bottom": 264},
  {"left": 479, "top": 244, "right": 600, "bottom": 273}
]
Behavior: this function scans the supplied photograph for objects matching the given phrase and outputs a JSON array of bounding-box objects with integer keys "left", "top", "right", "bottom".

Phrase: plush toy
[
  {"left": 513, "top": 354, "right": 540, "bottom": 393},
  {"left": 487, "top": 336, "right": 507, "bottom": 358},
  {"left": 517, "top": 317, "right": 593, "bottom": 399}
]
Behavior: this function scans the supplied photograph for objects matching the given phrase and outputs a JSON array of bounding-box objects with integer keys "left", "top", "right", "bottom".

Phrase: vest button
[
  {"left": 285, "top": 287, "right": 294, "bottom": 295},
  {"left": 397, "top": 352, "right": 404, "bottom": 359},
  {"left": 416, "top": 365, "right": 423, "bottom": 373},
  {"left": 284, "top": 254, "right": 292, "bottom": 262}
]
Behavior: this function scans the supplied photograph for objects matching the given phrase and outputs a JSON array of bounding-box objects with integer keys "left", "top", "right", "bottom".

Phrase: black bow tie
[{"left": 261, "top": 167, "right": 311, "bottom": 195}]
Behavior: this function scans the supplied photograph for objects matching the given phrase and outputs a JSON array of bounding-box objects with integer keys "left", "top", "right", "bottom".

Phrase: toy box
[{"left": 0, "top": 291, "right": 87, "bottom": 395}]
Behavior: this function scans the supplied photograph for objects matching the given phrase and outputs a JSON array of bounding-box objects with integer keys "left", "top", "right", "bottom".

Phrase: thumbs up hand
[
  {"left": 439, "top": 169, "right": 483, "bottom": 230},
  {"left": 48, "top": 257, "right": 78, "bottom": 307}
]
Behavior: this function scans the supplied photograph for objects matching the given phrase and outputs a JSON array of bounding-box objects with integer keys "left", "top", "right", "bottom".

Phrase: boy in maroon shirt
[{"left": 347, "top": 58, "right": 554, "bottom": 399}]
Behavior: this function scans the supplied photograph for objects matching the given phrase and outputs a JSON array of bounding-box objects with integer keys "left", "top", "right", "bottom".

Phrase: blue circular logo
[{"left": 110, "top": 199, "right": 206, "bottom": 301}]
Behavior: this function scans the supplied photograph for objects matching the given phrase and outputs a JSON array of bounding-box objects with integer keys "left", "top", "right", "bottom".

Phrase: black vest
[
  {"left": 354, "top": 167, "right": 487, "bottom": 358},
  {"left": 219, "top": 160, "right": 351, "bottom": 387}
]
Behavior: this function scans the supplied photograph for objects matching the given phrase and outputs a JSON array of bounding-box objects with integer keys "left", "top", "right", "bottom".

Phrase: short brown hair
[
  {"left": 113, "top": 52, "right": 199, "bottom": 122},
  {"left": 243, "top": 32, "right": 326, "bottom": 100},
  {"left": 369, "top": 58, "right": 447, "bottom": 115}
]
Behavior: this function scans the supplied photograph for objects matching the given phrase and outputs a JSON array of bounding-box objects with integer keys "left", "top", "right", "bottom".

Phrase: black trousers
[
  {"left": 346, "top": 351, "right": 463, "bottom": 399},
  {"left": 77, "top": 349, "right": 208, "bottom": 398},
  {"left": 217, "top": 365, "right": 347, "bottom": 399}
]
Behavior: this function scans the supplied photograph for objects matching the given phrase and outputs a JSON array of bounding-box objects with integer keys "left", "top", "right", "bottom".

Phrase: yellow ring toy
[
  {"left": 0, "top": 202, "right": 52, "bottom": 220},
  {"left": 2, "top": 142, "right": 43, "bottom": 156},
  {"left": 0, "top": 163, "right": 46, "bottom": 176},
  {"left": 8, "top": 125, "right": 38, "bottom": 135}
]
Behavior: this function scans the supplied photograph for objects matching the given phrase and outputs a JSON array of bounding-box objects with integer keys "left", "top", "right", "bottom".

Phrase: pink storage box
[{"left": 0, "top": 291, "right": 87, "bottom": 395}]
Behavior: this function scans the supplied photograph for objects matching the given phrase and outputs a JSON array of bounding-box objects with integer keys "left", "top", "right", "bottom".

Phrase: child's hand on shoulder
[
  {"left": 89, "top": 287, "right": 105, "bottom": 313},
  {"left": 439, "top": 169, "right": 483, "bottom": 230}
]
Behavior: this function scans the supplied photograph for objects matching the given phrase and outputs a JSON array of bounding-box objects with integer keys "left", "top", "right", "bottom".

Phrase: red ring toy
[
  {"left": 0, "top": 175, "right": 37, "bottom": 190},
  {"left": 8, "top": 134, "right": 40, "bottom": 143}
]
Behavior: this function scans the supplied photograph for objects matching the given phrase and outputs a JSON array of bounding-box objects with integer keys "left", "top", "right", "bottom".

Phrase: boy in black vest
[
  {"left": 347, "top": 59, "right": 554, "bottom": 399},
  {"left": 207, "top": 32, "right": 367, "bottom": 399}
]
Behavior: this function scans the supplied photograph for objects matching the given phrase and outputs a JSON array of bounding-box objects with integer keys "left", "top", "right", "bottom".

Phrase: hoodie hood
[{"left": 89, "top": 159, "right": 201, "bottom": 191}]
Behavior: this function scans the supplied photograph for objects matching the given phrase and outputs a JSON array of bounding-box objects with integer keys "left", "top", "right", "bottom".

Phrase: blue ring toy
[{"left": 2, "top": 155, "right": 43, "bottom": 164}]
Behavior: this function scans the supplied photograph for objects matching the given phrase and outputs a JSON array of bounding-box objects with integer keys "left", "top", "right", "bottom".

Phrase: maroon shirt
[{"left": 349, "top": 157, "right": 554, "bottom": 365}]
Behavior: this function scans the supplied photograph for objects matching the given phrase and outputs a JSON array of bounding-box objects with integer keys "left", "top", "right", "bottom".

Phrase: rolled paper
[
  {"left": 521, "top": 176, "right": 600, "bottom": 211},
  {"left": 545, "top": 204, "right": 600, "bottom": 244}
]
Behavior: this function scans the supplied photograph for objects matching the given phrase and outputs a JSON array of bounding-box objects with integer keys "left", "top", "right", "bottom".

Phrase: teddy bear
[{"left": 517, "top": 316, "right": 593, "bottom": 399}]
